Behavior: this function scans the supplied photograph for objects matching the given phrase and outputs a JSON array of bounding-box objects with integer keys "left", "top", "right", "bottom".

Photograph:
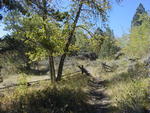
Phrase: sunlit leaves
[
  {"left": 21, "top": 15, "right": 66, "bottom": 60},
  {"left": 6, "top": 14, "right": 67, "bottom": 61},
  {"left": 123, "top": 14, "right": 150, "bottom": 58},
  {"left": 74, "top": 30, "right": 90, "bottom": 52},
  {"left": 89, "top": 34, "right": 105, "bottom": 53}
]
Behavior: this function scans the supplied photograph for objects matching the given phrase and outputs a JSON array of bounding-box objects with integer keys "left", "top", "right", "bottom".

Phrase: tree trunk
[
  {"left": 48, "top": 55, "right": 56, "bottom": 82},
  {"left": 56, "top": 2, "right": 83, "bottom": 81},
  {"left": 41, "top": 1, "right": 56, "bottom": 82}
]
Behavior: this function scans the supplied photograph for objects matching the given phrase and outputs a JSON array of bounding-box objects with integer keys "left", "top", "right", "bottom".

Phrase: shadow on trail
[{"left": 88, "top": 77, "right": 113, "bottom": 113}]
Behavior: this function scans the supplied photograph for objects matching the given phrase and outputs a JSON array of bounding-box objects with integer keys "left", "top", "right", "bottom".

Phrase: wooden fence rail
[{"left": 0, "top": 66, "right": 90, "bottom": 92}]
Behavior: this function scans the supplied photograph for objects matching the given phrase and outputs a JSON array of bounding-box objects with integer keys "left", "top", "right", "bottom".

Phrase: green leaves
[
  {"left": 22, "top": 15, "right": 66, "bottom": 60},
  {"left": 123, "top": 14, "right": 150, "bottom": 58},
  {"left": 4, "top": 14, "right": 66, "bottom": 61},
  {"left": 99, "top": 36, "right": 119, "bottom": 59}
]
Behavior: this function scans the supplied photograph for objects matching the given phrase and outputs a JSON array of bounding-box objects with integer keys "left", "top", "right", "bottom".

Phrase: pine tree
[
  {"left": 0, "top": 0, "right": 27, "bottom": 20},
  {"left": 94, "top": 27, "right": 104, "bottom": 36},
  {"left": 131, "top": 3, "right": 147, "bottom": 27},
  {"left": 99, "top": 27, "right": 120, "bottom": 59}
]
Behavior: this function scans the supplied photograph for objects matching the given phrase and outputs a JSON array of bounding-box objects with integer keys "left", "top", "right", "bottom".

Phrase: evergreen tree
[
  {"left": 99, "top": 27, "right": 120, "bottom": 59},
  {"left": 105, "top": 26, "right": 115, "bottom": 38},
  {"left": 131, "top": 3, "right": 147, "bottom": 27},
  {"left": 0, "top": 35, "right": 32, "bottom": 73},
  {"left": 0, "top": 0, "right": 27, "bottom": 20},
  {"left": 94, "top": 27, "right": 104, "bottom": 36}
]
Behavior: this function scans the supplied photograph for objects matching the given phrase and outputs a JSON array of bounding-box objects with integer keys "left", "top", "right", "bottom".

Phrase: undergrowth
[
  {"left": 103, "top": 61, "right": 150, "bottom": 113},
  {"left": 0, "top": 73, "right": 92, "bottom": 113}
]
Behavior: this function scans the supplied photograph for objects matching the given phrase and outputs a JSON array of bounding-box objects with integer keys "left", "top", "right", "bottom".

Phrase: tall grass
[
  {"left": 109, "top": 78, "right": 149, "bottom": 113},
  {"left": 101, "top": 61, "right": 150, "bottom": 113}
]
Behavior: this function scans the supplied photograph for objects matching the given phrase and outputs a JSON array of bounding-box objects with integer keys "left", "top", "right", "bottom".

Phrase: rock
[{"left": 89, "top": 52, "right": 98, "bottom": 61}]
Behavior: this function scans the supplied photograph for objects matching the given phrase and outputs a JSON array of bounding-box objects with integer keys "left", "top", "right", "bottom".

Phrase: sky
[
  {"left": 108, "top": 0, "right": 150, "bottom": 37},
  {"left": 0, "top": 0, "right": 150, "bottom": 38}
]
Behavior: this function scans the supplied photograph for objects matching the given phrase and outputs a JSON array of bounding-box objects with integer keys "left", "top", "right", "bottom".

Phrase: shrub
[{"left": 113, "top": 79, "right": 149, "bottom": 113}]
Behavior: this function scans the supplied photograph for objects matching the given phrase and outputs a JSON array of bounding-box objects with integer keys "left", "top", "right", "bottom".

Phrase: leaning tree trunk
[
  {"left": 48, "top": 54, "right": 56, "bottom": 82},
  {"left": 56, "top": 2, "right": 83, "bottom": 81}
]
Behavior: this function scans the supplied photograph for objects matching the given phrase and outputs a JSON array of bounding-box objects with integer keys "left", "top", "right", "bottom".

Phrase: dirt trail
[
  {"left": 85, "top": 64, "right": 112, "bottom": 113},
  {"left": 87, "top": 77, "right": 111, "bottom": 113}
]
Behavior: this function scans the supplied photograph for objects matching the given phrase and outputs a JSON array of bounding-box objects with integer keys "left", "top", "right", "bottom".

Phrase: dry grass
[
  {"left": 97, "top": 60, "right": 150, "bottom": 113},
  {"left": 0, "top": 58, "right": 150, "bottom": 113},
  {"left": 0, "top": 72, "right": 92, "bottom": 113}
]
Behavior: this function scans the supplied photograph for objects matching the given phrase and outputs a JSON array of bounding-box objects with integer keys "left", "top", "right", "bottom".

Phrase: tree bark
[
  {"left": 48, "top": 54, "right": 56, "bottom": 82},
  {"left": 56, "top": 2, "right": 83, "bottom": 81},
  {"left": 44, "top": 24, "right": 56, "bottom": 82}
]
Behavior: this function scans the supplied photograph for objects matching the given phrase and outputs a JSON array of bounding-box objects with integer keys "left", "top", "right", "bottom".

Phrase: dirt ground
[{"left": 0, "top": 75, "right": 50, "bottom": 89}]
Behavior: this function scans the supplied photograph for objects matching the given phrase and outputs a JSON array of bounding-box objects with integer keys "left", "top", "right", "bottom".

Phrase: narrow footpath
[{"left": 88, "top": 77, "right": 112, "bottom": 113}]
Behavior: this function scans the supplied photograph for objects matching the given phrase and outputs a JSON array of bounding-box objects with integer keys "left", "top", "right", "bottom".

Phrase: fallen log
[
  {"left": 0, "top": 71, "right": 81, "bottom": 92},
  {"left": 78, "top": 65, "right": 91, "bottom": 76},
  {"left": 0, "top": 78, "right": 50, "bottom": 91},
  {"left": 101, "top": 62, "right": 113, "bottom": 72},
  {"left": 115, "top": 52, "right": 125, "bottom": 60}
]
